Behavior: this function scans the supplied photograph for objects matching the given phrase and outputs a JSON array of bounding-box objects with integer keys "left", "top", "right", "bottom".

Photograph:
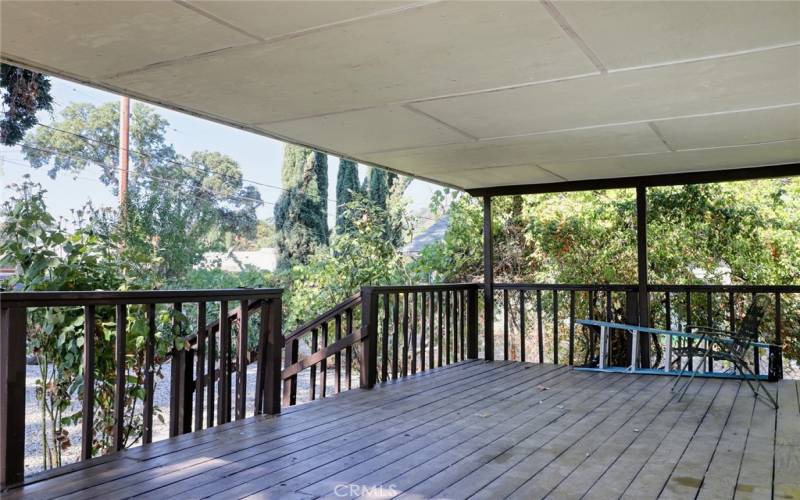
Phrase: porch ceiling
[{"left": 2, "top": 1, "right": 799, "bottom": 191}]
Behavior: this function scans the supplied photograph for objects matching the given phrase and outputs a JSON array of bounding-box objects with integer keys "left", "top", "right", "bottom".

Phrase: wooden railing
[
  {"left": 281, "top": 292, "right": 362, "bottom": 406},
  {"left": 3, "top": 282, "right": 796, "bottom": 489},
  {"left": 280, "top": 283, "right": 482, "bottom": 407},
  {"left": 363, "top": 284, "right": 481, "bottom": 388},
  {"left": 492, "top": 283, "right": 800, "bottom": 380},
  {"left": 0, "top": 288, "right": 282, "bottom": 489}
]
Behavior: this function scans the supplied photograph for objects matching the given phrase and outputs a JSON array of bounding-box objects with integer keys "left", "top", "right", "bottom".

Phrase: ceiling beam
[{"left": 466, "top": 162, "right": 800, "bottom": 197}]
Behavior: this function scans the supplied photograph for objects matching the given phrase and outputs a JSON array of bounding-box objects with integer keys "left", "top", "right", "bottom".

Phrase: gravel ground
[{"left": 23, "top": 361, "right": 338, "bottom": 475}]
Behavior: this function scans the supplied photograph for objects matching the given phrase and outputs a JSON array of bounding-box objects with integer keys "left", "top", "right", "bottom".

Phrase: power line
[{"left": 9, "top": 145, "right": 270, "bottom": 207}]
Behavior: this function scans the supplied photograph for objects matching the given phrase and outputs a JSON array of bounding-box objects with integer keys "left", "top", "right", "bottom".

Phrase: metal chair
[{"left": 670, "top": 297, "right": 778, "bottom": 409}]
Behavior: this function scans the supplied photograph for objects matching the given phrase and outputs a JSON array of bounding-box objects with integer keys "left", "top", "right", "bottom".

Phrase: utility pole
[{"left": 118, "top": 96, "right": 130, "bottom": 210}]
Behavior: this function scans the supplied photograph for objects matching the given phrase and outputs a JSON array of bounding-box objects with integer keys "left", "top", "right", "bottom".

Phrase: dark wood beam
[
  {"left": 636, "top": 185, "right": 650, "bottom": 368},
  {"left": 483, "top": 196, "right": 494, "bottom": 361},
  {"left": 466, "top": 163, "right": 800, "bottom": 197}
]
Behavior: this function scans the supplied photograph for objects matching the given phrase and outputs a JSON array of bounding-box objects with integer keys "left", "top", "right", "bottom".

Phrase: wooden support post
[
  {"left": 264, "top": 297, "right": 282, "bottom": 415},
  {"left": 467, "top": 286, "right": 479, "bottom": 359},
  {"left": 483, "top": 196, "right": 494, "bottom": 361},
  {"left": 82, "top": 306, "right": 96, "bottom": 460},
  {"left": 636, "top": 184, "right": 651, "bottom": 368},
  {"left": 113, "top": 304, "right": 126, "bottom": 452},
  {"left": 360, "top": 287, "right": 378, "bottom": 389},
  {"left": 0, "top": 307, "right": 26, "bottom": 489}
]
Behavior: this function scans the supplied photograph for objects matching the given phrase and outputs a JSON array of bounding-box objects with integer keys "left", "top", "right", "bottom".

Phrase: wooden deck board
[{"left": 4, "top": 361, "right": 795, "bottom": 500}]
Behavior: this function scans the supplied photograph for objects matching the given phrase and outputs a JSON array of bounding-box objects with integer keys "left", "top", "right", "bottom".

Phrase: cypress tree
[
  {"left": 274, "top": 145, "right": 329, "bottom": 270},
  {"left": 367, "top": 167, "right": 389, "bottom": 210},
  {"left": 335, "top": 159, "right": 360, "bottom": 234}
]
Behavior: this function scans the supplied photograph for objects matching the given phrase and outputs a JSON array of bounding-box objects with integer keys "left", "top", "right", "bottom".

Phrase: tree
[
  {"left": 335, "top": 159, "right": 360, "bottom": 234},
  {"left": 0, "top": 64, "right": 53, "bottom": 146},
  {"left": 367, "top": 167, "right": 389, "bottom": 209},
  {"left": 20, "top": 101, "right": 262, "bottom": 281},
  {"left": 274, "top": 145, "right": 329, "bottom": 270}
]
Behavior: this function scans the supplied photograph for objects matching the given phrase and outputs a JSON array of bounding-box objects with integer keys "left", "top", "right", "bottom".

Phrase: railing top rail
[
  {"left": 368, "top": 283, "right": 480, "bottom": 293},
  {"left": 494, "top": 283, "right": 800, "bottom": 293},
  {"left": 0, "top": 288, "right": 283, "bottom": 308},
  {"left": 284, "top": 292, "right": 361, "bottom": 343}
]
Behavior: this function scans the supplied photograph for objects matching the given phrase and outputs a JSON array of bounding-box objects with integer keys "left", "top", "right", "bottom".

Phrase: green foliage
[
  {"left": 274, "top": 146, "right": 329, "bottom": 270},
  {"left": 0, "top": 64, "right": 53, "bottom": 146},
  {"left": 21, "top": 101, "right": 262, "bottom": 280},
  {"left": 367, "top": 167, "right": 389, "bottom": 209},
  {"left": 361, "top": 167, "right": 411, "bottom": 248},
  {"left": 335, "top": 159, "right": 360, "bottom": 235},
  {"left": 0, "top": 179, "right": 175, "bottom": 467},
  {"left": 285, "top": 194, "right": 411, "bottom": 328}
]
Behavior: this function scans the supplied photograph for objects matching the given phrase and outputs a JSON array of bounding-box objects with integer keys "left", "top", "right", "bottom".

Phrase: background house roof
[{"left": 2, "top": 1, "right": 798, "bottom": 192}]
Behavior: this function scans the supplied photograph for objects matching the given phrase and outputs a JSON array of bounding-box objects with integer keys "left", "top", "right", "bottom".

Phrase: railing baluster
[
  {"left": 686, "top": 291, "right": 693, "bottom": 371},
  {"left": 519, "top": 290, "right": 526, "bottom": 362},
  {"left": 144, "top": 304, "right": 156, "bottom": 443},
  {"left": 536, "top": 289, "right": 544, "bottom": 364},
  {"left": 460, "top": 290, "right": 466, "bottom": 360},
  {"left": 235, "top": 300, "right": 248, "bottom": 420},
  {"left": 82, "top": 305, "right": 95, "bottom": 460},
  {"left": 219, "top": 301, "right": 231, "bottom": 424},
  {"left": 445, "top": 291, "right": 451, "bottom": 366},
  {"left": 569, "top": 290, "right": 575, "bottom": 366},
  {"left": 429, "top": 292, "right": 435, "bottom": 369},
  {"left": 283, "top": 337, "right": 298, "bottom": 406},
  {"left": 411, "top": 293, "right": 418, "bottom": 375},
  {"left": 752, "top": 292, "right": 759, "bottom": 375},
  {"left": 772, "top": 292, "right": 783, "bottom": 381},
  {"left": 195, "top": 302, "right": 206, "bottom": 429},
  {"left": 402, "top": 293, "right": 409, "bottom": 377},
  {"left": 420, "top": 292, "right": 427, "bottom": 372},
  {"left": 392, "top": 293, "right": 399, "bottom": 379},
  {"left": 381, "top": 293, "right": 389, "bottom": 381},
  {"left": 503, "top": 289, "right": 509, "bottom": 361},
  {"left": 0, "top": 305, "right": 26, "bottom": 488},
  {"left": 346, "top": 308, "right": 353, "bottom": 390},
  {"left": 437, "top": 291, "right": 444, "bottom": 368},
  {"left": 113, "top": 304, "right": 126, "bottom": 452},
  {"left": 553, "top": 290, "right": 559, "bottom": 365},
  {"left": 320, "top": 322, "right": 328, "bottom": 398},
  {"left": 588, "top": 290, "right": 595, "bottom": 364},
  {"left": 665, "top": 292, "right": 671, "bottom": 371},
  {"left": 453, "top": 290, "right": 459, "bottom": 363},
  {"left": 255, "top": 300, "right": 267, "bottom": 415},
  {"left": 335, "top": 314, "right": 342, "bottom": 393},
  {"left": 310, "top": 328, "right": 318, "bottom": 400},
  {"left": 206, "top": 307, "right": 216, "bottom": 428}
]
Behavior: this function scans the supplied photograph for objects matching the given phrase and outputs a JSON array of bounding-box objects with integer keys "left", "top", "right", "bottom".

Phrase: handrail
[
  {"left": 494, "top": 282, "right": 800, "bottom": 293},
  {"left": 284, "top": 292, "right": 361, "bottom": 343},
  {"left": 0, "top": 288, "right": 283, "bottom": 490}
]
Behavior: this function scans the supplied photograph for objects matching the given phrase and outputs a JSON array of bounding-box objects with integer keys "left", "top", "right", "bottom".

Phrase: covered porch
[
  {"left": 3, "top": 360, "right": 798, "bottom": 499},
  {"left": 2, "top": 1, "right": 800, "bottom": 498}
]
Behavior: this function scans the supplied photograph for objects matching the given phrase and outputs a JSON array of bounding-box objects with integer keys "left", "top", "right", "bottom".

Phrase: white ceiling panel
[
  {"left": 0, "top": 1, "right": 255, "bottom": 79},
  {"left": 259, "top": 105, "right": 471, "bottom": 155},
  {"left": 187, "top": 1, "right": 416, "bottom": 40},
  {"left": 553, "top": 1, "right": 800, "bottom": 70},
  {"left": 542, "top": 140, "right": 800, "bottom": 181},
  {"left": 105, "top": 1, "right": 597, "bottom": 124},
  {"left": 411, "top": 46, "right": 800, "bottom": 140},
  {"left": 422, "top": 164, "right": 562, "bottom": 190},
  {"left": 362, "top": 123, "right": 670, "bottom": 174},
  {"left": 2, "top": 1, "right": 798, "bottom": 192},
  {"left": 653, "top": 105, "right": 800, "bottom": 151}
]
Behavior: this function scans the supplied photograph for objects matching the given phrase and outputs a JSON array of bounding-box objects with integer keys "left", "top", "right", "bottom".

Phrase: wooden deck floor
[{"left": 5, "top": 360, "right": 799, "bottom": 500}]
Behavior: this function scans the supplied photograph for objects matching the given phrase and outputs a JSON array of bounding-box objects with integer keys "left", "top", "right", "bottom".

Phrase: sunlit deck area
[{"left": 5, "top": 360, "right": 797, "bottom": 500}]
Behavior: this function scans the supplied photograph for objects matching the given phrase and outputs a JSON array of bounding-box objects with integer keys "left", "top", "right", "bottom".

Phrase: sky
[{"left": 0, "top": 77, "right": 444, "bottom": 227}]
